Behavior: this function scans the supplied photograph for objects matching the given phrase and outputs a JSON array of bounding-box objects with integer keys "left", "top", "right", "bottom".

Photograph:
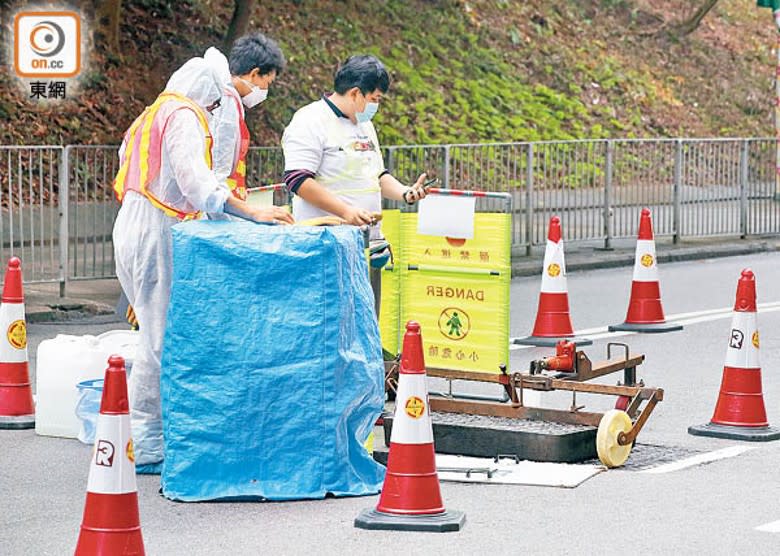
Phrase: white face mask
[{"left": 239, "top": 78, "right": 268, "bottom": 109}]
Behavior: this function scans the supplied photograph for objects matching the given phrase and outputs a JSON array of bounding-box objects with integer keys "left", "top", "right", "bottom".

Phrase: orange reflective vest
[
  {"left": 224, "top": 88, "right": 250, "bottom": 201},
  {"left": 113, "top": 91, "right": 213, "bottom": 220}
]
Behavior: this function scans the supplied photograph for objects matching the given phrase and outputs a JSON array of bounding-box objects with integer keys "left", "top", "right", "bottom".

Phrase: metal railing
[
  {"left": 0, "top": 146, "right": 64, "bottom": 284},
  {"left": 382, "top": 139, "right": 780, "bottom": 250},
  {"left": 66, "top": 145, "right": 119, "bottom": 282},
  {"left": 1, "top": 138, "right": 778, "bottom": 291}
]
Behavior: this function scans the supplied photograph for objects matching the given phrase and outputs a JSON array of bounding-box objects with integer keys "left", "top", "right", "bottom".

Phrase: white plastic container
[{"left": 35, "top": 330, "right": 138, "bottom": 438}]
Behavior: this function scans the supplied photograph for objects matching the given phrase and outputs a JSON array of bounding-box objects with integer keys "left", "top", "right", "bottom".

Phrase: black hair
[
  {"left": 333, "top": 55, "right": 390, "bottom": 95},
  {"left": 228, "top": 33, "right": 286, "bottom": 77}
]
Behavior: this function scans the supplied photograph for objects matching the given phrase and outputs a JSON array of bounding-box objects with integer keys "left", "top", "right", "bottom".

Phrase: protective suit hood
[
  {"left": 165, "top": 55, "right": 227, "bottom": 109},
  {"left": 203, "top": 47, "right": 231, "bottom": 89}
]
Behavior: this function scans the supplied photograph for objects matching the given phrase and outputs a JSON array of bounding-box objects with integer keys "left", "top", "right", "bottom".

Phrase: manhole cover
[
  {"left": 432, "top": 411, "right": 594, "bottom": 435},
  {"left": 584, "top": 443, "right": 704, "bottom": 471}
]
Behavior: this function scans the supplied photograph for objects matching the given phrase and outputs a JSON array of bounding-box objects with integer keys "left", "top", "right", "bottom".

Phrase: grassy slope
[{"left": 0, "top": 0, "right": 776, "bottom": 146}]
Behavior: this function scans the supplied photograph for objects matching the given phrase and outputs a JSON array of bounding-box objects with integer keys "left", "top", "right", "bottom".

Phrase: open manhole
[
  {"left": 383, "top": 411, "right": 598, "bottom": 463},
  {"left": 380, "top": 412, "right": 703, "bottom": 470}
]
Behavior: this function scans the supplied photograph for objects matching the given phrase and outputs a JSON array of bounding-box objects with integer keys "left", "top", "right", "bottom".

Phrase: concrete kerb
[
  {"left": 511, "top": 238, "right": 779, "bottom": 277},
  {"left": 25, "top": 301, "right": 116, "bottom": 323},
  {"left": 21, "top": 280, "right": 121, "bottom": 323}
]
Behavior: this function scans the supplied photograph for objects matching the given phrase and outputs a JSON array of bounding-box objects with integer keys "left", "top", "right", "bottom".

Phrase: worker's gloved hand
[
  {"left": 342, "top": 206, "right": 374, "bottom": 226},
  {"left": 251, "top": 206, "right": 294, "bottom": 225},
  {"left": 369, "top": 239, "right": 392, "bottom": 269},
  {"left": 403, "top": 172, "right": 429, "bottom": 204}
]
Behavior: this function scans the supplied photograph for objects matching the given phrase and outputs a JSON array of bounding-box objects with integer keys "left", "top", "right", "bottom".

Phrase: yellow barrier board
[
  {"left": 399, "top": 212, "right": 511, "bottom": 374},
  {"left": 401, "top": 269, "right": 509, "bottom": 373},
  {"left": 402, "top": 213, "right": 511, "bottom": 271},
  {"left": 379, "top": 209, "right": 401, "bottom": 355}
]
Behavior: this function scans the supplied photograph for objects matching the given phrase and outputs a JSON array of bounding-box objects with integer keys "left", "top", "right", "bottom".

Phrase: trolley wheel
[
  {"left": 596, "top": 409, "right": 633, "bottom": 468},
  {"left": 615, "top": 395, "right": 630, "bottom": 411}
]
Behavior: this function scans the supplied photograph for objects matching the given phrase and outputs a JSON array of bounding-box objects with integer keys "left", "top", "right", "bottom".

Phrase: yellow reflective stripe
[
  {"left": 145, "top": 192, "right": 202, "bottom": 220},
  {"left": 158, "top": 91, "right": 214, "bottom": 170},
  {"left": 115, "top": 90, "right": 212, "bottom": 220},
  {"left": 204, "top": 132, "right": 213, "bottom": 169},
  {"left": 136, "top": 103, "right": 159, "bottom": 194},
  {"left": 236, "top": 159, "right": 246, "bottom": 175},
  {"left": 113, "top": 105, "right": 151, "bottom": 200},
  {"left": 145, "top": 93, "right": 211, "bottom": 219},
  {"left": 137, "top": 96, "right": 172, "bottom": 213}
]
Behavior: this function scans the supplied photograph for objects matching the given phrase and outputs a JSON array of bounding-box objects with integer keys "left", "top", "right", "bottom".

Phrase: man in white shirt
[{"left": 282, "top": 55, "right": 427, "bottom": 311}]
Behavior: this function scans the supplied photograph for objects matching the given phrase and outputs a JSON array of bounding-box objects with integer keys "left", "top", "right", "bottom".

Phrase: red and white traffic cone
[
  {"left": 689, "top": 269, "right": 780, "bottom": 441},
  {"left": 355, "top": 321, "right": 465, "bottom": 533},
  {"left": 0, "top": 257, "right": 35, "bottom": 429},
  {"left": 515, "top": 216, "right": 591, "bottom": 347},
  {"left": 75, "top": 355, "right": 145, "bottom": 555},
  {"left": 609, "top": 208, "right": 682, "bottom": 333}
]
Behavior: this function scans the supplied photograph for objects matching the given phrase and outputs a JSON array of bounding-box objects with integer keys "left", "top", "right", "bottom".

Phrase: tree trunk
[
  {"left": 223, "top": 0, "right": 255, "bottom": 51},
  {"left": 668, "top": 0, "right": 719, "bottom": 37},
  {"left": 94, "top": 0, "right": 122, "bottom": 54}
]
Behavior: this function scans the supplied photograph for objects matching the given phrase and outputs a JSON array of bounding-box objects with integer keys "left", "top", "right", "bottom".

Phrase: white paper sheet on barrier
[
  {"left": 436, "top": 454, "right": 605, "bottom": 488},
  {"left": 417, "top": 195, "right": 475, "bottom": 239}
]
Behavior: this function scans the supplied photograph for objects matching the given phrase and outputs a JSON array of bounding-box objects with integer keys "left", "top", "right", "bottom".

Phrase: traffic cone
[
  {"left": 75, "top": 355, "right": 145, "bottom": 555},
  {"left": 515, "top": 217, "right": 591, "bottom": 347},
  {"left": 609, "top": 208, "right": 682, "bottom": 333},
  {"left": 689, "top": 269, "right": 780, "bottom": 441},
  {"left": 355, "top": 321, "right": 465, "bottom": 533},
  {"left": 0, "top": 257, "right": 35, "bottom": 429}
]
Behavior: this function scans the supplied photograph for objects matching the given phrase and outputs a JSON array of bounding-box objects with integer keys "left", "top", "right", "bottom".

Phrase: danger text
[{"left": 426, "top": 286, "right": 485, "bottom": 301}]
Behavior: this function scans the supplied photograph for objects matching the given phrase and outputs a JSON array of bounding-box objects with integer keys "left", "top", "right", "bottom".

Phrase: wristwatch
[{"left": 403, "top": 188, "right": 415, "bottom": 205}]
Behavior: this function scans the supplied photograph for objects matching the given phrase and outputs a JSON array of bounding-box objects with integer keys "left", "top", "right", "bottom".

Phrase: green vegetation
[{"left": 0, "top": 0, "right": 775, "bottom": 146}]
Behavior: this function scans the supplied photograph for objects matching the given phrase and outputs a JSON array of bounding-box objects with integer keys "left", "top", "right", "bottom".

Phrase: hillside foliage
[{"left": 0, "top": 0, "right": 777, "bottom": 147}]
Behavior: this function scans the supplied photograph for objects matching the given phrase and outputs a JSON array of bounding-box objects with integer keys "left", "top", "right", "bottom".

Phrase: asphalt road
[{"left": 3, "top": 252, "right": 780, "bottom": 555}]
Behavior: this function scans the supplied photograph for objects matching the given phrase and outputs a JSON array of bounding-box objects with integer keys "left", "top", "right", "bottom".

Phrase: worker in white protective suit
[
  {"left": 203, "top": 33, "right": 284, "bottom": 205},
  {"left": 112, "top": 55, "right": 293, "bottom": 472}
]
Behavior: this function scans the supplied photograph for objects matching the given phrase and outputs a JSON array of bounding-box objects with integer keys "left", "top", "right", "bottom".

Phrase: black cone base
[
  {"left": 608, "top": 321, "right": 682, "bottom": 333},
  {"left": 688, "top": 422, "right": 780, "bottom": 442},
  {"left": 0, "top": 414, "right": 35, "bottom": 429},
  {"left": 513, "top": 335, "right": 592, "bottom": 347},
  {"left": 354, "top": 508, "right": 466, "bottom": 532}
]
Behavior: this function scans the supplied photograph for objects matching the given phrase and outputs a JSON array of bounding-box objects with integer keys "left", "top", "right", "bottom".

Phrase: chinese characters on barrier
[{"left": 423, "top": 248, "right": 491, "bottom": 262}]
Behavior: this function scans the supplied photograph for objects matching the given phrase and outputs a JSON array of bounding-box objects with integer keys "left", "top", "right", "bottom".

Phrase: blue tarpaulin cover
[{"left": 160, "top": 221, "right": 385, "bottom": 501}]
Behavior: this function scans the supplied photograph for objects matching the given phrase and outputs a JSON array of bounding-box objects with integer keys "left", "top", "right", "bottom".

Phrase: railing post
[
  {"left": 58, "top": 145, "right": 70, "bottom": 297},
  {"left": 525, "top": 143, "right": 534, "bottom": 256},
  {"left": 603, "top": 140, "right": 614, "bottom": 250},
  {"left": 386, "top": 147, "right": 395, "bottom": 177},
  {"left": 673, "top": 139, "right": 683, "bottom": 244},
  {"left": 442, "top": 145, "right": 451, "bottom": 189},
  {"left": 740, "top": 140, "right": 749, "bottom": 239}
]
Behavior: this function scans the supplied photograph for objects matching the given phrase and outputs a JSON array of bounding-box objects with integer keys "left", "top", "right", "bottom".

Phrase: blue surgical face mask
[{"left": 356, "top": 101, "right": 379, "bottom": 123}]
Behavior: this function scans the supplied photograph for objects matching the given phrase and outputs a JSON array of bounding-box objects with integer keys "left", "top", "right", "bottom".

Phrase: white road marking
[
  {"left": 510, "top": 301, "right": 780, "bottom": 349},
  {"left": 755, "top": 519, "right": 780, "bottom": 533},
  {"left": 641, "top": 446, "right": 753, "bottom": 474},
  {"left": 435, "top": 454, "right": 604, "bottom": 488}
]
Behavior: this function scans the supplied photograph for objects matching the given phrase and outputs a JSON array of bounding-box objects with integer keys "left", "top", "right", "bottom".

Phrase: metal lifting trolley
[{"left": 385, "top": 340, "right": 664, "bottom": 468}]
